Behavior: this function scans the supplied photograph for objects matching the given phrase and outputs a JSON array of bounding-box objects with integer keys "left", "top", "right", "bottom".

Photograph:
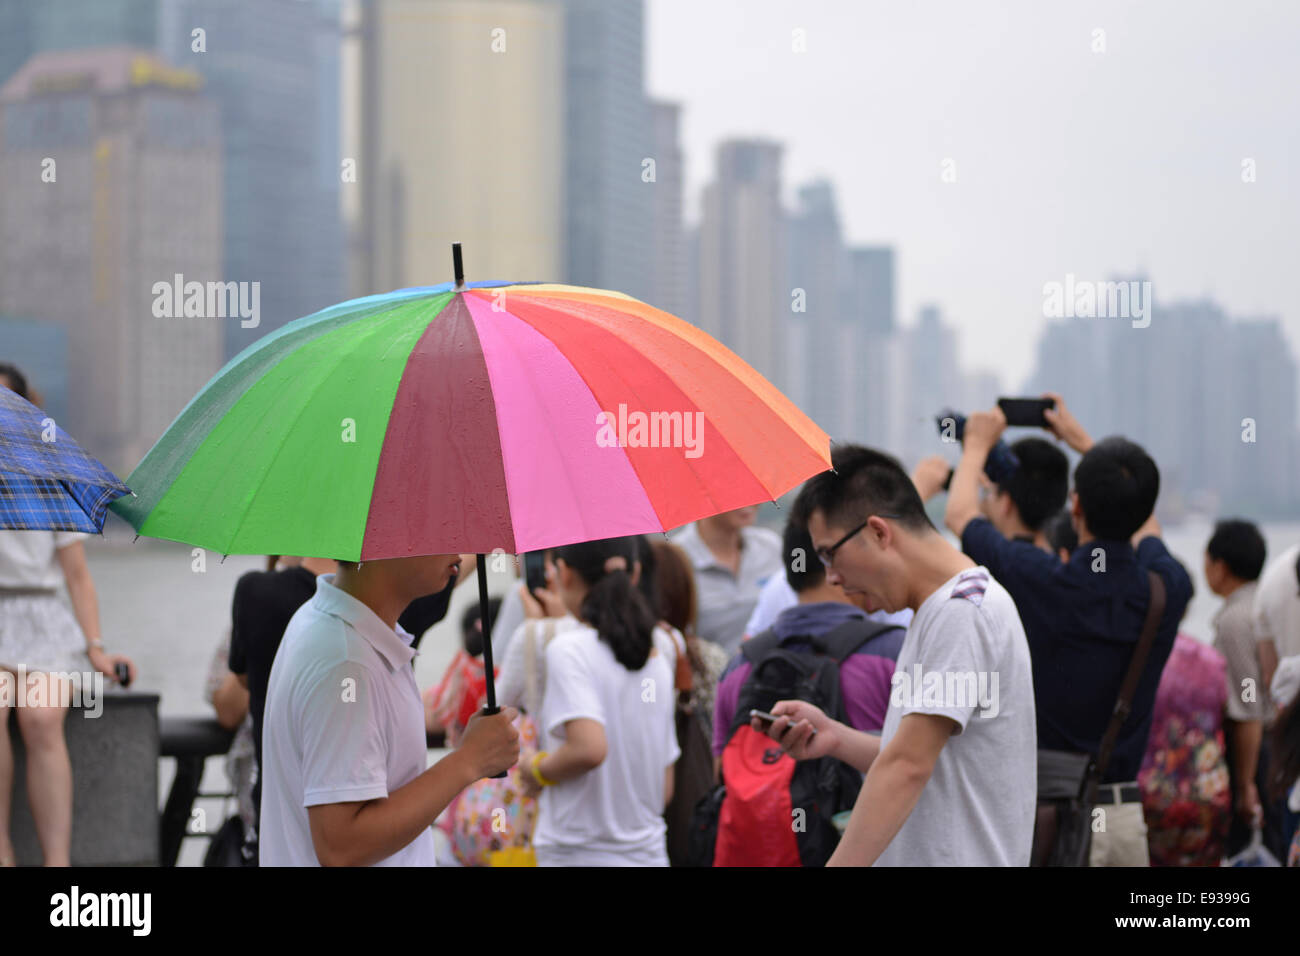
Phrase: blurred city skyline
[{"left": 0, "top": 0, "right": 1296, "bottom": 518}]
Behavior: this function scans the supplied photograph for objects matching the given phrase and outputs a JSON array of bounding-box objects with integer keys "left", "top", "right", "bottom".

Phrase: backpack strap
[
  {"left": 816, "top": 617, "right": 905, "bottom": 664},
  {"left": 739, "top": 627, "right": 783, "bottom": 666},
  {"left": 1089, "top": 570, "right": 1166, "bottom": 792},
  {"left": 741, "top": 617, "right": 901, "bottom": 665}
]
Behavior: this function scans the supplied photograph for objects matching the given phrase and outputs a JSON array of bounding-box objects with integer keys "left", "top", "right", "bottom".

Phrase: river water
[{"left": 75, "top": 514, "right": 1300, "bottom": 864}]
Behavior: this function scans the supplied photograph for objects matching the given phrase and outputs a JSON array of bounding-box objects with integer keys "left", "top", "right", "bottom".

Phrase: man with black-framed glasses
[{"left": 756, "top": 444, "right": 1038, "bottom": 866}]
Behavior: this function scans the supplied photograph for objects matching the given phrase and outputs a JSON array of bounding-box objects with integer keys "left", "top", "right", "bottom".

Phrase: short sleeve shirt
[
  {"left": 671, "top": 523, "right": 783, "bottom": 657},
  {"left": 531, "top": 626, "right": 680, "bottom": 865},
  {"left": 1253, "top": 544, "right": 1300, "bottom": 662},
  {"left": 0, "top": 529, "right": 88, "bottom": 588},
  {"left": 1214, "top": 582, "right": 1265, "bottom": 722},
  {"left": 960, "top": 518, "right": 1192, "bottom": 782},
  {"left": 875, "top": 567, "right": 1037, "bottom": 867},
  {"left": 259, "top": 574, "right": 436, "bottom": 867}
]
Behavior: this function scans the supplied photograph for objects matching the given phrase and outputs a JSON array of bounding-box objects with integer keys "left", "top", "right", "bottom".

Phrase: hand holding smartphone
[
  {"left": 997, "top": 396, "right": 1056, "bottom": 428},
  {"left": 750, "top": 708, "right": 815, "bottom": 740},
  {"left": 523, "top": 551, "right": 548, "bottom": 597}
]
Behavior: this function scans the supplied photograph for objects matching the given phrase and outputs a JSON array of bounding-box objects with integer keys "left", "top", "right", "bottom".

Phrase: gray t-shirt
[{"left": 874, "top": 566, "right": 1037, "bottom": 866}]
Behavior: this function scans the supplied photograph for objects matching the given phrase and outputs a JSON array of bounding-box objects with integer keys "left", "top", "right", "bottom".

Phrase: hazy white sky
[{"left": 646, "top": 0, "right": 1300, "bottom": 389}]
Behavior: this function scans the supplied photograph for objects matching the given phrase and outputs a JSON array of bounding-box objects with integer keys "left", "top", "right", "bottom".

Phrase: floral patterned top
[{"left": 1139, "top": 633, "right": 1232, "bottom": 866}]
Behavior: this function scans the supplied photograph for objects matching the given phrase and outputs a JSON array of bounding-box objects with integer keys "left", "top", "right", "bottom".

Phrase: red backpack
[{"left": 711, "top": 619, "right": 899, "bottom": 867}]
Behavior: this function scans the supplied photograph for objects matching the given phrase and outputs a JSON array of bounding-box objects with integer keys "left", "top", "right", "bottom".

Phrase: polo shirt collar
[
  {"left": 311, "top": 573, "right": 415, "bottom": 671},
  {"left": 678, "top": 521, "right": 750, "bottom": 574},
  {"left": 1215, "top": 580, "right": 1258, "bottom": 624}
]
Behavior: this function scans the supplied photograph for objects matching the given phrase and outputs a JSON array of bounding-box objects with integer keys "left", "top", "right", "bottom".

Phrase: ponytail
[{"left": 556, "top": 536, "right": 656, "bottom": 671}]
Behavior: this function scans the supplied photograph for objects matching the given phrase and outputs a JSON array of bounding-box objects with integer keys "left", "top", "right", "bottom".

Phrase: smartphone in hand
[
  {"left": 523, "top": 551, "right": 548, "bottom": 597},
  {"left": 997, "top": 396, "right": 1056, "bottom": 428},
  {"left": 750, "top": 708, "right": 815, "bottom": 738}
]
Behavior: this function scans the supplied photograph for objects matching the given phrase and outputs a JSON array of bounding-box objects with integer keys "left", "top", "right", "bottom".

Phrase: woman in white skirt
[{"left": 0, "top": 364, "right": 135, "bottom": 866}]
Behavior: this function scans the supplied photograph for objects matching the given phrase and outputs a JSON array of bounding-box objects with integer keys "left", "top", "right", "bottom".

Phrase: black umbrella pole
[{"left": 476, "top": 553, "right": 508, "bottom": 778}]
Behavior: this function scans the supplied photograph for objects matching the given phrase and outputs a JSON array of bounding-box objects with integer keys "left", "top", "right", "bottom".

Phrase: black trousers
[{"left": 1224, "top": 720, "right": 1288, "bottom": 860}]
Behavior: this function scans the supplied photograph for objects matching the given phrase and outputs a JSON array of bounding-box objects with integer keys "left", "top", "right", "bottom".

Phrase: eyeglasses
[{"left": 816, "top": 515, "right": 901, "bottom": 568}]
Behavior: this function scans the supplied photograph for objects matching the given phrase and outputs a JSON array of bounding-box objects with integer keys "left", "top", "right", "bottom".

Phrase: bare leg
[
  {"left": 15, "top": 671, "right": 71, "bottom": 866},
  {"left": 0, "top": 668, "right": 14, "bottom": 865}
]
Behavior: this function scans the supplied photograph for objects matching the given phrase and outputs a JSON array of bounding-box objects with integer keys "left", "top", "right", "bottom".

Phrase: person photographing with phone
[
  {"left": 759, "top": 444, "right": 1037, "bottom": 866},
  {"left": 943, "top": 394, "right": 1192, "bottom": 866}
]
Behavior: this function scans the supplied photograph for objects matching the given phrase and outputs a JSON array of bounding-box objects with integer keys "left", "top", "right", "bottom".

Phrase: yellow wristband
[{"left": 531, "top": 751, "right": 557, "bottom": 787}]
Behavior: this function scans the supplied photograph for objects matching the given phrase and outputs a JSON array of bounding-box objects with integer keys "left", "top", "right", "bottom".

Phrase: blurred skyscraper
[
  {"left": 647, "top": 99, "right": 686, "bottom": 318},
  {"left": 0, "top": 0, "right": 345, "bottom": 363},
  {"left": 562, "top": 0, "right": 652, "bottom": 299},
  {"left": 698, "top": 139, "right": 786, "bottom": 391},
  {"left": 843, "top": 246, "right": 898, "bottom": 449},
  {"left": 158, "top": 0, "right": 344, "bottom": 359},
  {"left": 0, "top": 48, "right": 222, "bottom": 473},
  {"left": 0, "top": 318, "right": 70, "bottom": 425},
  {"left": 1026, "top": 291, "right": 1300, "bottom": 516},
  {"left": 895, "top": 305, "right": 962, "bottom": 468},
  {"left": 787, "top": 179, "right": 845, "bottom": 439},
  {"left": 354, "top": 0, "right": 563, "bottom": 293}
]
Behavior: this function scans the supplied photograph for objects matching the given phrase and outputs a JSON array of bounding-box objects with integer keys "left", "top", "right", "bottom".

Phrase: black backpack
[{"left": 693, "top": 618, "right": 902, "bottom": 867}]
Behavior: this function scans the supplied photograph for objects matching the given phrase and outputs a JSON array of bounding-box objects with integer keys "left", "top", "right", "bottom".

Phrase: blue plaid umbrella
[{"left": 0, "top": 386, "right": 131, "bottom": 532}]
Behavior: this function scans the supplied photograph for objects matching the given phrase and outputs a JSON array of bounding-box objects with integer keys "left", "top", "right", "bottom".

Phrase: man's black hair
[
  {"left": 997, "top": 437, "right": 1069, "bottom": 531},
  {"left": 782, "top": 515, "right": 826, "bottom": 593},
  {"left": 1206, "top": 519, "right": 1266, "bottom": 583},
  {"left": 1072, "top": 436, "right": 1160, "bottom": 540},
  {"left": 1043, "top": 508, "right": 1078, "bottom": 556},
  {"left": 795, "top": 444, "right": 934, "bottom": 535}
]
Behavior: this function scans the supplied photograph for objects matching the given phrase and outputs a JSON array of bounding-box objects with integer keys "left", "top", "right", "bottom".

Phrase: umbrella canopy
[
  {"left": 112, "top": 266, "right": 830, "bottom": 560},
  {"left": 0, "top": 386, "right": 132, "bottom": 532}
]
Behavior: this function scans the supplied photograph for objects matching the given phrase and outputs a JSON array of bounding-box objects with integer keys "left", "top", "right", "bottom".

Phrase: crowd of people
[{"left": 3, "top": 357, "right": 1299, "bottom": 867}]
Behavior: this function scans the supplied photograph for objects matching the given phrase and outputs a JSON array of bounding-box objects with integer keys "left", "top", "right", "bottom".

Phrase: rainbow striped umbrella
[{"left": 112, "top": 247, "right": 830, "bottom": 561}]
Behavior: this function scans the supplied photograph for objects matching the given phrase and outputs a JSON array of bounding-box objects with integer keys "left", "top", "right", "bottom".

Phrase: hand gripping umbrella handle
[{"left": 476, "top": 553, "right": 507, "bottom": 778}]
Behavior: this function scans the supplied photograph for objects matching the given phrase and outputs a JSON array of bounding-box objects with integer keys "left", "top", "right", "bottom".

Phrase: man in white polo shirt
[
  {"left": 260, "top": 554, "right": 520, "bottom": 866},
  {"left": 672, "top": 505, "right": 783, "bottom": 657}
]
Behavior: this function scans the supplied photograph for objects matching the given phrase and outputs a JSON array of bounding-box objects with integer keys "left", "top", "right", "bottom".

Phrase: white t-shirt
[
  {"left": 532, "top": 624, "right": 681, "bottom": 866},
  {"left": 874, "top": 566, "right": 1037, "bottom": 867},
  {"left": 260, "top": 574, "right": 437, "bottom": 867},
  {"left": 0, "top": 530, "right": 88, "bottom": 588},
  {"left": 1253, "top": 544, "right": 1300, "bottom": 662},
  {"left": 496, "top": 614, "right": 581, "bottom": 712}
]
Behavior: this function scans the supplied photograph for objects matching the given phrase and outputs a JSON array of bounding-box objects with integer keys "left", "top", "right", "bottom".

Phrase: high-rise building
[
  {"left": 0, "top": 317, "right": 71, "bottom": 426},
  {"left": 697, "top": 139, "right": 786, "bottom": 390},
  {"left": 0, "top": 0, "right": 157, "bottom": 87},
  {"left": 895, "top": 305, "right": 962, "bottom": 468},
  {"left": 787, "top": 180, "right": 844, "bottom": 436},
  {"left": 0, "top": 0, "right": 346, "bottom": 362},
  {"left": 356, "top": 0, "right": 564, "bottom": 293},
  {"left": 158, "top": 0, "right": 345, "bottom": 359},
  {"left": 646, "top": 98, "right": 686, "bottom": 317},
  {"left": 562, "top": 0, "right": 651, "bottom": 299},
  {"left": 844, "top": 247, "right": 894, "bottom": 335},
  {"left": 842, "top": 246, "right": 897, "bottom": 448},
  {"left": 0, "top": 48, "right": 223, "bottom": 473},
  {"left": 1025, "top": 292, "right": 1300, "bottom": 516}
]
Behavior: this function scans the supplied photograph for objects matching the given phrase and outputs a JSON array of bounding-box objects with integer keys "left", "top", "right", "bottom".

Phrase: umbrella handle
[{"left": 476, "top": 553, "right": 508, "bottom": 778}]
